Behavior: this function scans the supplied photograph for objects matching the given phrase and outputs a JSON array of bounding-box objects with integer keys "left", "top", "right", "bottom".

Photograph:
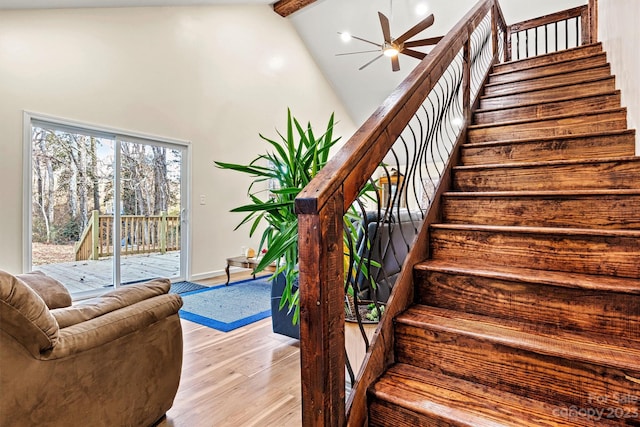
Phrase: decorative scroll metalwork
[
  {"left": 471, "top": 13, "right": 494, "bottom": 100},
  {"left": 343, "top": 8, "right": 496, "bottom": 391}
]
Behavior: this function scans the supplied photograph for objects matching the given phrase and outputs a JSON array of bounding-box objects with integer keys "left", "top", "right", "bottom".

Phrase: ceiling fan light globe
[
  {"left": 340, "top": 32, "right": 352, "bottom": 43},
  {"left": 383, "top": 47, "right": 399, "bottom": 57}
]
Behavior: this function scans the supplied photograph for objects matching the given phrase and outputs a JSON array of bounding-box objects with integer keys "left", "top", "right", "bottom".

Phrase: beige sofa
[{"left": 0, "top": 270, "right": 183, "bottom": 427}]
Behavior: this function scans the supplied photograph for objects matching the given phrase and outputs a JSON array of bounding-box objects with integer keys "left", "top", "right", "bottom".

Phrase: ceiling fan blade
[
  {"left": 335, "top": 49, "right": 383, "bottom": 56},
  {"left": 403, "top": 36, "right": 444, "bottom": 48},
  {"left": 391, "top": 55, "right": 400, "bottom": 72},
  {"left": 378, "top": 12, "right": 392, "bottom": 43},
  {"left": 395, "top": 13, "right": 435, "bottom": 45},
  {"left": 400, "top": 48, "right": 427, "bottom": 60},
  {"left": 343, "top": 33, "right": 383, "bottom": 48},
  {"left": 359, "top": 54, "right": 384, "bottom": 71}
]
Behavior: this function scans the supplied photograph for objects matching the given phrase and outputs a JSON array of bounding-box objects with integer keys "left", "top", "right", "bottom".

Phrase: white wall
[
  {"left": 0, "top": 6, "right": 356, "bottom": 278},
  {"left": 499, "top": 0, "right": 586, "bottom": 24},
  {"left": 598, "top": 0, "right": 640, "bottom": 154}
]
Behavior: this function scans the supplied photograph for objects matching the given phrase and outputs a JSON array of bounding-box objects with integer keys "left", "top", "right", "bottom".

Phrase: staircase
[{"left": 367, "top": 44, "right": 640, "bottom": 426}]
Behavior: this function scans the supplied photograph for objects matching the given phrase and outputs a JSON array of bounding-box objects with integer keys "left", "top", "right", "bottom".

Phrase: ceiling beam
[{"left": 273, "top": 0, "right": 318, "bottom": 17}]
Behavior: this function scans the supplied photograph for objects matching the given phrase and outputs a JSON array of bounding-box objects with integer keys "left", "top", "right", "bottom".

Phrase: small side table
[{"left": 225, "top": 256, "right": 271, "bottom": 285}]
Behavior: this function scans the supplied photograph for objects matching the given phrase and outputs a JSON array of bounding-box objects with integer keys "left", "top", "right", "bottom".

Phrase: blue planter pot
[{"left": 270, "top": 273, "right": 300, "bottom": 340}]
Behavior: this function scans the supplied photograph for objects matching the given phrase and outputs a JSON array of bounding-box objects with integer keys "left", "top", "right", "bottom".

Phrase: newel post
[
  {"left": 298, "top": 192, "right": 346, "bottom": 427},
  {"left": 491, "top": 2, "right": 499, "bottom": 62},
  {"left": 91, "top": 210, "right": 100, "bottom": 261},
  {"left": 589, "top": 0, "right": 598, "bottom": 43}
]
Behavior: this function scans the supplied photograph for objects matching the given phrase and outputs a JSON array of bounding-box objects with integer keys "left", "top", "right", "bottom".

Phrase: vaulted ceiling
[{"left": 0, "top": 0, "right": 586, "bottom": 124}]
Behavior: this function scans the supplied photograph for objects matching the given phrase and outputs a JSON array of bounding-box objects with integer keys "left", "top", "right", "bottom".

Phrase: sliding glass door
[
  {"left": 117, "top": 138, "right": 185, "bottom": 286},
  {"left": 27, "top": 115, "right": 189, "bottom": 298}
]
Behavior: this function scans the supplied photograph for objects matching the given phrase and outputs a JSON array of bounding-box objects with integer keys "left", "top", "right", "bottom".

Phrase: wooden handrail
[{"left": 508, "top": 5, "right": 587, "bottom": 33}]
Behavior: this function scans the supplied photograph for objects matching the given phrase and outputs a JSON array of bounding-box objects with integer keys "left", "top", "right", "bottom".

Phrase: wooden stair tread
[
  {"left": 492, "top": 43, "right": 603, "bottom": 73},
  {"left": 483, "top": 64, "right": 612, "bottom": 96},
  {"left": 454, "top": 155, "right": 640, "bottom": 172},
  {"left": 372, "top": 364, "right": 620, "bottom": 427},
  {"left": 488, "top": 51, "right": 607, "bottom": 80},
  {"left": 414, "top": 259, "right": 640, "bottom": 295},
  {"left": 396, "top": 305, "right": 640, "bottom": 371},
  {"left": 480, "top": 75, "right": 613, "bottom": 101},
  {"left": 430, "top": 222, "right": 640, "bottom": 238},
  {"left": 462, "top": 129, "right": 635, "bottom": 149},
  {"left": 444, "top": 189, "right": 640, "bottom": 198},
  {"left": 467, "top": 108, "right": 626, "bottom": 131},
  {"left": 478, "top": 79, "right": 616, "bottom": 111},
  {"left": 474, "top": 90, "right": 621, "bottom": 114}
]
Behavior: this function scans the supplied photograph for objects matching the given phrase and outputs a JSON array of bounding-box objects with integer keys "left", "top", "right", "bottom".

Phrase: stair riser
[
  {"left": 492, "top": 44, "right": 603, "bottom": 74},
  {"left": 369, "top": 401, "right": 464, "bottom": 427},
  {"left": 488, "top": 53, "right": 608, "bottom": 85},
  {"left": 461, "top": 132, "right": 635, "bottom": 165},
  {"left": 430, "top": 228, "right": 640, "bottom": 278},
  {"left": 453, "top": 160, "right": 640, "bottom": 192},
  {"left": 442, "top": 194, "right": 640, "bottom": 229},
  {"left": 395, "top": 324, "right": 640, "bottom": 413},
  {"left": 473, "top": 92, "right": 621, "bottom": 125},
  {"left": 467, "top": 111, "right": 627, "bottom": 144},
  {"left": 484, "top": 66, "right": 611, "bottom": 97},
  {"left": 415, "top": 270, "right": 640, "bottom": 340},
  {"left": 479, "top": 78, "right": 615, "bottom": 110}
]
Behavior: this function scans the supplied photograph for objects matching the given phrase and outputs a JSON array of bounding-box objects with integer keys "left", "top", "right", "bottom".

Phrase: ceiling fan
[{"left": 337, "top": 12, "right": 443, "bottom": 72}]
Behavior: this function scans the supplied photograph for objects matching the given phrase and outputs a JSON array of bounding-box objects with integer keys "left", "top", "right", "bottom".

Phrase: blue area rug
[{"left": 178, "top": 277, "right": 272, "bottom": 332}]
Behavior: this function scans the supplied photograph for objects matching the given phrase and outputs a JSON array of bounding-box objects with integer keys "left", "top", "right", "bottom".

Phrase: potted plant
[{"left": 214, "top": 109, "right": 339, "bottom": 338}]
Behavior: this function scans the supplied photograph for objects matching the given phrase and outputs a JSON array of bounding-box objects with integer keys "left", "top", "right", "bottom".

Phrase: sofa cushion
[
  {"left": 52, "top": 278, "right": 171, "bottom": 329},
  {"left": 17, "top": 271, "right": 72, "bottom": 309},
  {"left": 0, "top": 270, "right": 59, "bottom": 356}
]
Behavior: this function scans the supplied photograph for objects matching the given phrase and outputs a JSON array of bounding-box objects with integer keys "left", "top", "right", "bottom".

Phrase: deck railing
[
  {"left": 295, "top": 0, "right": 598, "bottom": 425},
  {"left": 74, "top": 210, "right": 180, "bottom": 261}
]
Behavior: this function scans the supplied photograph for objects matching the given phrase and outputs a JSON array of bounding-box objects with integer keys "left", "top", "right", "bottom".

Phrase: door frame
[{"left": 22, "top": 111, "right": 191, "bottom": 293}]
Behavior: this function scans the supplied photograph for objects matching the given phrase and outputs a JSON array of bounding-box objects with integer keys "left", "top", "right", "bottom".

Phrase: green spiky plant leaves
[{"left": 214, "top": 110, "right": 339, "bottom": 325}]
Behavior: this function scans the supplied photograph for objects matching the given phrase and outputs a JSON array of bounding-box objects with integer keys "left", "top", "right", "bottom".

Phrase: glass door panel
[
  {"left": 30, "top": 123, "right": 115, "bottom": 295},
  {"left": 117, "top": 139, "right": 184, "bottom": 285}
]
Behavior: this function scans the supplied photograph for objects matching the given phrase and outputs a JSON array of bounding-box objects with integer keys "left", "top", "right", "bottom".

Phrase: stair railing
[
  {"left": 506, "top": 1, "right": 597, "bottom": 61},
  {"left": 296, "top": 0, "right": 599, "bottom": 424},
  {"left": 295, "top": 1, "right": 507, "bottom": 425}
]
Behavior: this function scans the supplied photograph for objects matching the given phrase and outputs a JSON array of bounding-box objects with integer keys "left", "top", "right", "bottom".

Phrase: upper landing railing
[
  {"left": 294, "top": 0, "right": 598, "bottom": 426},
  {"left": 74, "top": 210, "right": 180, "bottom": 261},
  {"left": 506, "top": 3, "right": 595, "bottom": 60}
]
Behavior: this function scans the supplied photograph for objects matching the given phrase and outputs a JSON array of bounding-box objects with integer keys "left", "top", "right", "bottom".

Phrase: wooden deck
[{"left": 35, "top": 251, "right": 181, "bottom": 294}]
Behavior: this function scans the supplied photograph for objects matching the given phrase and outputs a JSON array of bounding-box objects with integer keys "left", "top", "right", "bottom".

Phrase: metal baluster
[
  {"left": 575, "top": 17, "right": 580, "bottom": 47},
  {"left": 545, "top": 24, "right": 548, "bottom": 53}
]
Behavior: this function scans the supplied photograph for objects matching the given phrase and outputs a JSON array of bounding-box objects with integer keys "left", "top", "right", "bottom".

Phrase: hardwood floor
[{"left": 159, "top": 273, "right": 302, "bottom": 427}]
